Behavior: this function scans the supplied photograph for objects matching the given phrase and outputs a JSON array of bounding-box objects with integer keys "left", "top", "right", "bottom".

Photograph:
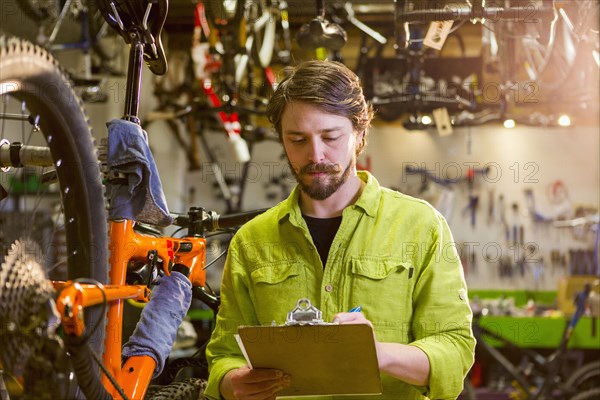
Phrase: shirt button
[{"left": 325, "top": 284, "right": 333, "bottom": 292}]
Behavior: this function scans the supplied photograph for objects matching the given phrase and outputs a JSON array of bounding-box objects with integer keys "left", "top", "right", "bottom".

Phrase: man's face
[{"left": 281, "top": 102, "right": 358, "bottom": 200}]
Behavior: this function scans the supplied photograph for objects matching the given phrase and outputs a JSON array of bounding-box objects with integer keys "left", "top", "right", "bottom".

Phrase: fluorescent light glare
[
  {"left": 558, "top": 114, "right": 571, "bottom": 127},
  {"left": 503, "top": 119, "right": 516, "bottom": 129}
]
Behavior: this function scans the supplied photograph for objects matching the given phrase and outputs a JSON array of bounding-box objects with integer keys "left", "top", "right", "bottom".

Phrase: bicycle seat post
[
  {"left": 123, "top": 38, "right": 144, "bottom": 124},
  {"left": 97, "top": 0, "right": 170, "bottom": 124}
]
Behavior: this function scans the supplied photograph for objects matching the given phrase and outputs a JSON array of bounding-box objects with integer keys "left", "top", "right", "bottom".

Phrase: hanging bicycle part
[
  {"left": 366, "top": 0, "right": 596, "bottom": 127},
  {"left": 296, "top": 0, "right": 347, "bottom": 51}
]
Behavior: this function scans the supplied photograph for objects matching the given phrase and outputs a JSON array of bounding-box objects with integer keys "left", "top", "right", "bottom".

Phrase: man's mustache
[{"left": 300, "top": 163, "right": 342, "bottom": 174}]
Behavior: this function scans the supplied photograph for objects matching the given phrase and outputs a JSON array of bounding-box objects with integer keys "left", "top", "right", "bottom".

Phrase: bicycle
[
  {"left": 0, "top": 0, "right": 266, "bottom": 398},
  {"left": 143, "top": 0, "right": 294, "bottom": 213},
  {"left": 152, "top": 0, "right": 383, "bottom": 212},
  {"left": 461, "top": 287, "right": 600, "bottom": 400},
  {"left": 357, "top": 0, "right": 599, "bottom": 127}
]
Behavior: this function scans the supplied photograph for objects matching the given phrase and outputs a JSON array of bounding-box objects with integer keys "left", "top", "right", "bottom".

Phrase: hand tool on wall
[
  {"left": 469, "top": 247, "right": 477, "bottom": 275},
  {"left": 462, "top": 194, "right": 479, "bottom": 227},
  {"left": 524, "top": 188, "right": 553, "bottom": 223},
  {"left": 499, "top": 194, "right": 509, "bottom": 242},
  {"left": 487, "top": 188, "right": 495, "bottom": 224},
  {"left": 510, "top": 202, "right": 524, "bottom": 246}
]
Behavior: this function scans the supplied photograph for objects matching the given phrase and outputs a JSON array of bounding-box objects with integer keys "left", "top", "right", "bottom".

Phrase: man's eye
[
  {"left": 324, "top": 137, "right": 339, "bottom": 141},
  {"left": 290, "top": 138, "right": 306, "bottom": 143}
]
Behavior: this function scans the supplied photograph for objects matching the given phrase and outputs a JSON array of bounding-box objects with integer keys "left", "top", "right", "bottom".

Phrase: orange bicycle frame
[{"left": 53, "top": 218, "right": 207, "bottom": 399}]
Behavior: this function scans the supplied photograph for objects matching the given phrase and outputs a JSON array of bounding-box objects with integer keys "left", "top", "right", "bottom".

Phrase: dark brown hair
[{"left": 266, "top": 60, "right": 374, "bottom": 156}]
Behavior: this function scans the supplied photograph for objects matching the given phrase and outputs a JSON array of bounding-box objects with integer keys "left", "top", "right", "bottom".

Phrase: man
[{"left": 205, "top": 60, "right": 475, "bottom": 400}]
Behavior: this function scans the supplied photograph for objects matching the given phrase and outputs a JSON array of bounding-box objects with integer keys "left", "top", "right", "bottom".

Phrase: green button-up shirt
[{"left": 205, "top": 171, "right": 475, "bottom": 400}]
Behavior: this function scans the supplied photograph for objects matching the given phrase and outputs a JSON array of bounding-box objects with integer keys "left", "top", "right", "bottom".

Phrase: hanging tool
[
  {"left": 296, "top": 0, "right": 347, "bottom": 51},
  {"left": 487, "top": 188, "right": 495, "bottom": 224},
  {"left": 462, "top": 195, "right": 479, "bottom": 227}
]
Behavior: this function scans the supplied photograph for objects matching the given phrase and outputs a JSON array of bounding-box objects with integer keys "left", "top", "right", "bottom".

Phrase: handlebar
[
  {"left": 395, "top": 3, "right": 556, "bottom": 23},
  {"left": 171, "top": 207, "right": 269, "bottom": 234},
  {"left": 212, "top": 209, "right": 269, "bottom": 230},
  {"left": 393, "top": 1, "right": 556, "bottom": 54}
]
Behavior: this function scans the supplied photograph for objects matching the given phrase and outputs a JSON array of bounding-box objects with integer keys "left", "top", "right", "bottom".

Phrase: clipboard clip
[{"left": 285, "top": 298, "right": 328, "bottom": 326}]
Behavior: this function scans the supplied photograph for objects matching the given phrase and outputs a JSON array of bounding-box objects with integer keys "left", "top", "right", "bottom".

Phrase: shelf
[{"left": 479, "top": 315, "right": 600, "bottom": 349}]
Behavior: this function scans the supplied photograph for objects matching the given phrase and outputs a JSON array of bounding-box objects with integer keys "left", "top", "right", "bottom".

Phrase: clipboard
[{"left": 236, "top": 299, "right": 382, "bottom": 397}]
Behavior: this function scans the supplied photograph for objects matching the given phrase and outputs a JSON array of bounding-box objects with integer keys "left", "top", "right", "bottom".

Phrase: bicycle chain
[{"left": 0, "top": 239, "right": 57, "bottom": 376}]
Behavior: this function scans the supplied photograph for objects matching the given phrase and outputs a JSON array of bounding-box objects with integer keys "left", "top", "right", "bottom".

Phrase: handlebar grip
[
  {"left": 405, "top": 165, "right": 419, "bottom": 173},
  {"left": 213, "top": 208, "right": 269, "bottom": 230},
  {"left": 170, "top": 208, "right": 269, "bottom": 232}
]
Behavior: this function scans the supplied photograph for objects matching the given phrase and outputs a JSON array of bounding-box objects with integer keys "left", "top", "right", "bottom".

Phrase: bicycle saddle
[
  {"left": 202, "top": 0, "right": 242, "bottom": 30},
  {"left": 297, "top": 0, "right": 347, "bottom": 51},
  {"left": 97, "top": 0, "right": 169, "bottom": 75},
  {"left": 296, "top": 17, "right": 347, "bottom": 51}
]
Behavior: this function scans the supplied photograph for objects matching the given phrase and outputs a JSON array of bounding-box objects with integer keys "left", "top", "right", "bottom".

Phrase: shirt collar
[
  {"left": 353, "top": 170, "right": 380, "bottom": 218},
  {"left": 277, "top": 170, "right": 380, "bottom": 224}
]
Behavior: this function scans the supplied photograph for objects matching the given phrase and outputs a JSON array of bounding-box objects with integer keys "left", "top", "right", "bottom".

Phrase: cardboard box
[{"left": 557, "top": 275, "right": 597, "bottom": 316}]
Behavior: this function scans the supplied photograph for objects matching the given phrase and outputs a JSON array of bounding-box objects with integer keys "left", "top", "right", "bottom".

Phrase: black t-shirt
[{"left": 303, "top": 214, "right": 343, "bottom": 268}]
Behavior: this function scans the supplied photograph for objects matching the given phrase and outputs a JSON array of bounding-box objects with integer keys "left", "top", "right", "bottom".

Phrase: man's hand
[
  {"left": 332, "top": 311, "right": 430, "bottom": 386},
  {"left": 333, "top": 311, "right": 383, "bottom": 363},
  {"left": 332, "top": 311, "right": 373, "bottom": 327},
  {"left": 220, "top": 366, "right": 291, "bottom": 400}
]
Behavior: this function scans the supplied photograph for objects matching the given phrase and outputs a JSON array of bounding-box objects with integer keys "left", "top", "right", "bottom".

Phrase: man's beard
[{"left": 290, "top": 158, "right": 354, "bottom": 200}]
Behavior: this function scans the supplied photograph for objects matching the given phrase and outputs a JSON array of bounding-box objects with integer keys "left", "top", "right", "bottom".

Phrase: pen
[{"left": 349, "top": 306, "right": 362, "bottom": 313}]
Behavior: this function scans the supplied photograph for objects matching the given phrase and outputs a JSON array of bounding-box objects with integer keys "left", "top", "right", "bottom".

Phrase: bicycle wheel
[
  {"left": 565, "top": 360, "right": 600, "bottom": 391},
  {"left": 145, "top": 378, "right": 207, "bottom": 400},
  {"left": 491, "top": 0, "right": 598, "bottom": 93},
  {"left": 236, "top": 0, "right": 291, "bottom": 103},
  {"left": 0, "top": 34, "right": 108, "bottom": 354}
]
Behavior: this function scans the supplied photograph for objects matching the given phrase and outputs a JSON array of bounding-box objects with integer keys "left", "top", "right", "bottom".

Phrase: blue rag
[
  {"left": 107, "top": 119, "right": 173, "bottom": 226},
  {"left": 122, "top": 272, "right": 192, "bottom": 377}
]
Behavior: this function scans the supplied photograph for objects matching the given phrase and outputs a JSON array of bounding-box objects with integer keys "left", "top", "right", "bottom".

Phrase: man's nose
[{"left": 307, "top": 139, "right": 324, "bottom": 162}]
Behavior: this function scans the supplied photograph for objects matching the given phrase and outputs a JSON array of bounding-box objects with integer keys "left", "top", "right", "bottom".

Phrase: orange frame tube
[{"left": 54, "top": 218, "right": 207, "bottom": 399}]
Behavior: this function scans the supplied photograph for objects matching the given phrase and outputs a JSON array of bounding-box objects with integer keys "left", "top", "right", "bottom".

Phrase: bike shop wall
[
  {"left": 3, "top": 0, "right": 598, "bottom": 295},
  {"left": 79, "top": 69, "right": 600, "bottom": 294},
  {"left": 69, "top": 40, "right": 600, "bottom": 295},
  {"left": 168, "top": 122, "right": 599, "bottom": 293}
]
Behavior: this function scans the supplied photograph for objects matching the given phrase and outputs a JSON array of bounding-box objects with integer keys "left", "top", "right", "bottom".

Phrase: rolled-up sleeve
[{"left": 409, "top": 214, "right": 476, "bottom": 399}]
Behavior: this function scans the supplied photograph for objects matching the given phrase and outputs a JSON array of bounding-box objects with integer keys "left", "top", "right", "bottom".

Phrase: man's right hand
[{"left": 220, "top": 366, "right": 292, "bottom": 400}]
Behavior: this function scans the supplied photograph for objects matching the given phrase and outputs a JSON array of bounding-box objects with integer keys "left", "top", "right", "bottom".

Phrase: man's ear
[
  {"left": 357, "top": 130, "right": 366, "bottom": 142},
  {"left": 355, "top": 130, "right": 367, "bottom": 156}
]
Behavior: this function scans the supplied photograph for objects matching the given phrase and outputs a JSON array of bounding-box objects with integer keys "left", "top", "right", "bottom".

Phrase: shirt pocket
[
  {"left": 349, "top": 257, "right": 413, "bottom": 334},
  {"left": 249, "top": 261, "right": 304, "bottom": 324}
]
